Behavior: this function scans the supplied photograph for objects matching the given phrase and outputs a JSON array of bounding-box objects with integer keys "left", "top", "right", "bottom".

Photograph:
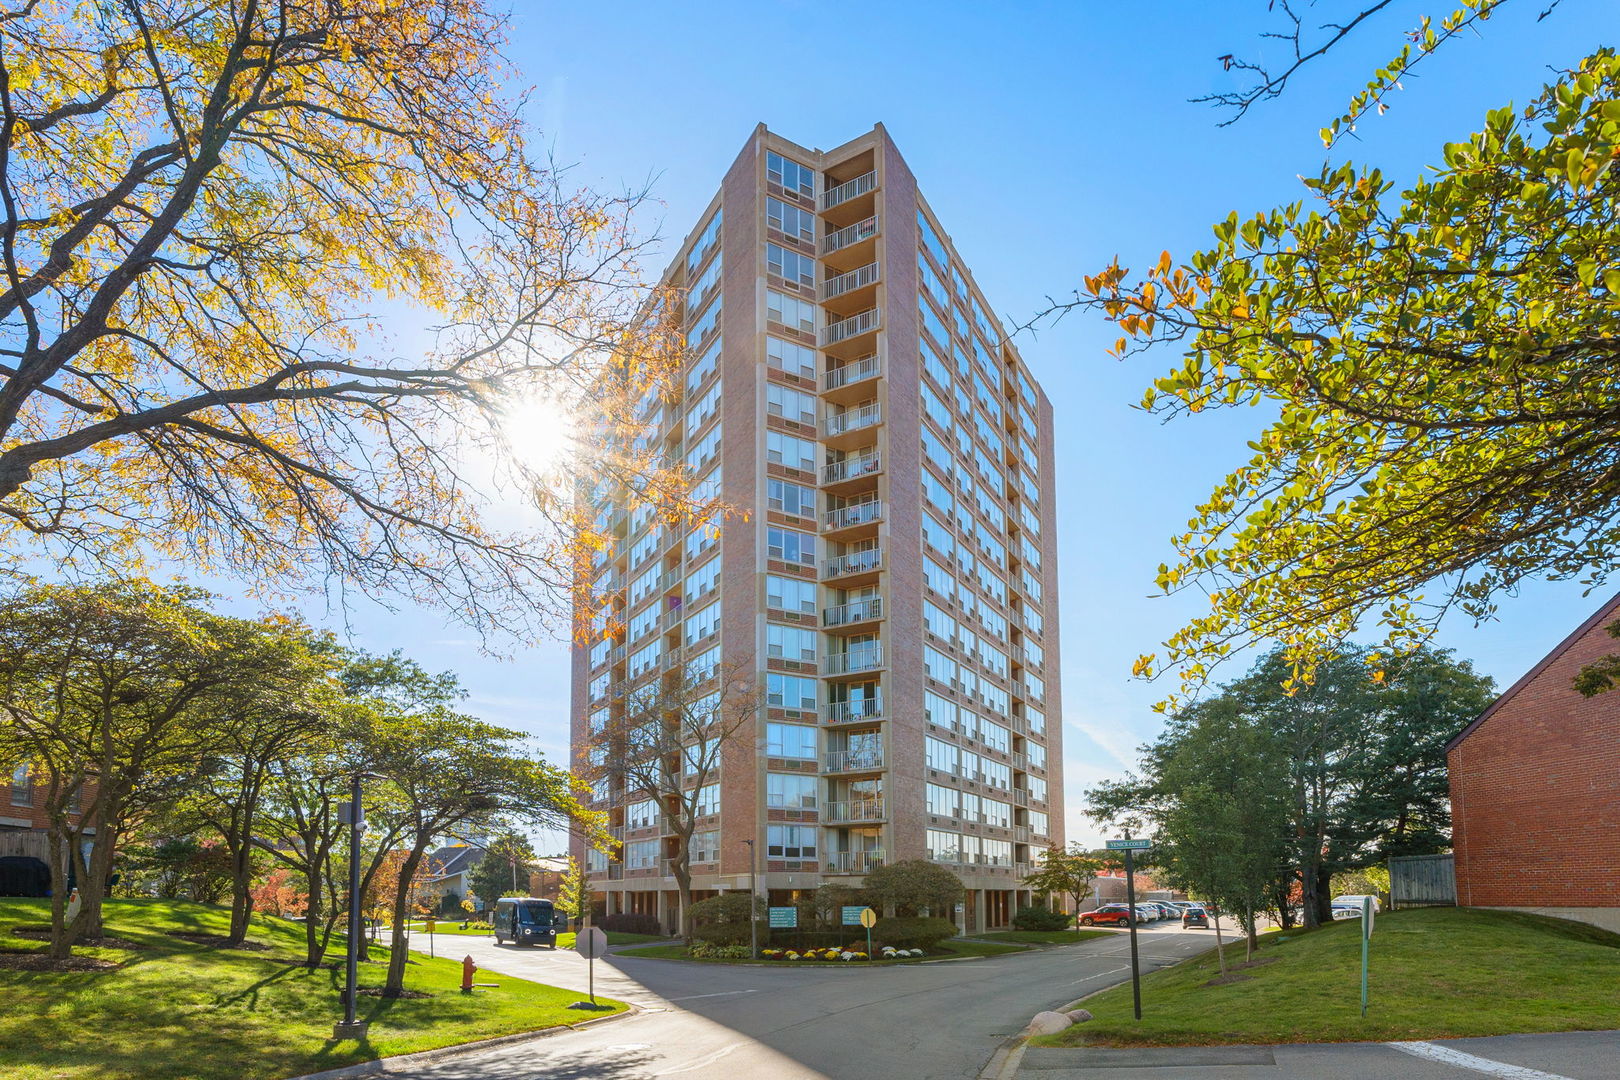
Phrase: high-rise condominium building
[{"left": 571, "top": 124, "right": 1063, "bottom": 934}]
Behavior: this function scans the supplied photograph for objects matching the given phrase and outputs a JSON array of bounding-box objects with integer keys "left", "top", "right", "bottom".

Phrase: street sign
[
  {"left": 769, "top": 907, "right": 798, "bottom": 928},
  {"left": 858, "top": 907, "right": 877, "bottom": 929},
  {"left": 841, "top": 905, "right": 866, "bottom": 926},
  {"left": 575, "top": 925, "right": 608, "bottom": 960},
  {"left": 1106, "top": 838, "right": 1151, "bottom": 850}
]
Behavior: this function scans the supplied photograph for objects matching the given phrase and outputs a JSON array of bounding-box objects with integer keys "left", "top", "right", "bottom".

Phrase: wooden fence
[{"left": 1389, "top": 853, "right": 1456, "bottom": 908}]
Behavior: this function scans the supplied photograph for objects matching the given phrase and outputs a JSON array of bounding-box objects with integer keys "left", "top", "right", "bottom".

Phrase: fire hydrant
[{"left": 461, "top": 955, "right": 476, "bottom": 994}]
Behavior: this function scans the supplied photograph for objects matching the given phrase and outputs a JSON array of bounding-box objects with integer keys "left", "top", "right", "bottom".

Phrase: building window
[
  {"left": 767, "top": 289, "right": 816, "bottom": 335},
  {"left": 688, "top": 209, "right": 722, "bottom": 273},
  {"left": 765, "top": 382, "right": 817, "bottom": 426},
  {"left": 768, "top": 479, "right": 816, "bottom": 517},
  {"left": 767, "top": 335, "right": 816, "bottom": 380},
  {"left": 926, "top": 782, "right": 958, "bottom": 818},
  {"left": 767, "top": 772, "right": 818, "bottom": 809},
  {"left": 626, "top": 839, "right": 659, "bottom": 870},
  {"left": 767, "top": 195, "right": 815, "bottom": 241},
  {"left": 765, "top": 574, "right": 816, "bottom": 615},
  {"left": 767, "top": 824, "right": 818, "bottom": 860},
  {"left": 767, "top": 242, "right": 816, "bottom": 288},
  {"left": 626, "top": 799, "right": 660, "bottom": 830},
  {"left": 925, "top": 736, "right": 958, "bottom": 774},
  {"left": 10, "top": 763, "right": 30, "bottom": 807},
  {"left": 684, "top": 602, "right": 720, "bottom": 646},
  {"left": 925, "top": 829, "right": 960, "bottom": 863},
  {"left": 690, "top": 829, "right": 720, "bottom": 862},
  {"left": 767, "top": 527, "right": 815, "bottom": 567},
  {"left": 767, "top": 152, "right": 815, "bottom": 198},
  {"left": 766, "top": 624, "right": 817, "bottom": 663},
  {"left": 765, "top": 431, "right": 816, "bottom": 472},
  {"left": 695, "top": 783, "right": 721, "bottom": 817},
  {"left": 767, "top": 672, "right": 818, "bottom": 711},
  {"left": 766, "top": 721, "right": 817, "bottom": 759}
]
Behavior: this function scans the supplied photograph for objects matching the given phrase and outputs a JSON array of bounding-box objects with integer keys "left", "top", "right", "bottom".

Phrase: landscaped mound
[{"left": 1037, "top": 907, "right": 1620, "bottom": 1048}]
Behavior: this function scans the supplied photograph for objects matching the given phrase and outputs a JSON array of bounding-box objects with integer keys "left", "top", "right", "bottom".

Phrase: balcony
[
  {"left": 824, "top": 403, "right": 882, "bottom": 438},
  {"left": 825, "top": 797, "right": 886, "bottom": 823},
  {"left": 821, "top": 260, "right": 880, "bottom": 302},
  {"left": 822, "top": 451, "right": 881, "bottom": 485},
  {"left": 824, "top": 698, "right": 884, "bottom": 725},
  {"left": 824, "top": 354, "right": 881, "bottom": 392},
  {"left": 822, "top": 308, "right": 880, "bottom": 347},
  {"left": 824, "top": 849, "right": 885, "bottom": 875},
  {"left": 823, "top": 596, "right": 883, "bottom": 628},
  {"left": 825, "top": 501, "right": 882, "bottom": 531},
  {"left": 825, "top": 645, "right": 884, "bottom": 676},
  {"left": 822, "top": 215, "right": 878, "bottom": 255},
  {"left": 822, "top": 170, "right": 876, "bottom": 211},
  {"left": 824, "top": 548, "right": 882, "bottom": 579},
  {"left": 825, "top": 747, "right": 884, "bottom": 773},
  {"left": 1014, "top": 825, "right": 1031, "bottom": 844}
]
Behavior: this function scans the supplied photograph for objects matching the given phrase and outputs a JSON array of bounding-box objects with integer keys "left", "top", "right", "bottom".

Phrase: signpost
[
  {"left": 1360, "top": 896, "right": 1374, "bottom": 1017},
  {"left": 859, "top": 906, "right": 876, "bottom": 959},
  {"left": 1106, "top": 836, "right": 1152, "bottom": 1021},
  {"left": 575, "top": 925, "right": 608, "bottom": 1007},
  {"left": 425, "top": 918, "right": 435, "bottom": 959}
]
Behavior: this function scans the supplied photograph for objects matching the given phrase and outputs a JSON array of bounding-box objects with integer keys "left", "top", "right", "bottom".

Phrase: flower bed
[{"left": 759, "top": 945, "right": 925, "bottom": 962}]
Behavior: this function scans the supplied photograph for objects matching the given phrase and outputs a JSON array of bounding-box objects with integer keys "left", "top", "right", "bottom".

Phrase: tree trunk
[
  {"left": 226, "top": 836, "right": 255, "bottom": 945},
  {"left": 382, "top": 846, "right": 426, "bottom": 996},
  {"left": 46, "top": 828, "right": 73, "bottom": 959},
  {"left": 1212, "top": 907, "right": 1227, "bottom": 974},
  {"left": 1245, "top": 901, "right": 1256, "bottom": 962},
  {"left": 1314, "top": 865, "right": 1335, "bottom": 926},
  {"left": 674, "top": 860, "right": 693, "bottom": 944}
]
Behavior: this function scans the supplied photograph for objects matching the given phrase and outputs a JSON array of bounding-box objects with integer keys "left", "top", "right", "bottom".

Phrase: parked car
[
  {"left": 1134, "top": 904, "right": 1163, "bottom": 922},
  {"left": 1181, "top": 904, "right": 1210, "bottom": 928},
  {"left": 1150, "top": 902, "right": 1179, "bottom": 920},
  {"left": 1139, "top": 902, "right": 1169, "bottom": 921},
  {"left": 1333, "top": 894, "right": 1381, "bottom": 914},
  {"left": 1079, "top": 904, "right": 1133, "bottom": 927}
]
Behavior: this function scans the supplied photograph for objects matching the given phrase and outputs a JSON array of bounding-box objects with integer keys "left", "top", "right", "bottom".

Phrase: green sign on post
[
  {"left": 768, "top": 907, "right": 797, "bottom": 929},
  {"left": 1359, "top": 896, "right": 1374, "bottom": 1016},
  {"left": 841, "top": 905, "right": 866, "bottom": 926},
  {"left": 1105, "top": 838, "right": 1152, "bottom": 850}
]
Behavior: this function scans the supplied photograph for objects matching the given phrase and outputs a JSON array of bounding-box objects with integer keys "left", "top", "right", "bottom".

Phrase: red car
[{"left": 1079, "top": 904, "right": 1133, "bottom": 927}]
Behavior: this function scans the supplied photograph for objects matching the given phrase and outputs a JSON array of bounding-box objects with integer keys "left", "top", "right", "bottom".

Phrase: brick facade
[{"left": 1447, "top": 593, "right": 1620, "bottom": 932}]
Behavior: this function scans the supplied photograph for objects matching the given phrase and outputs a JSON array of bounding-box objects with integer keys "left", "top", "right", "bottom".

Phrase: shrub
[
  {"left": 688, "top": 942, "right": 751, "bottom": 959},
  {"left": 1013, "top": 905, "right": 1071, "bottom": 931},
  {"left": 599, "top": 912, "right": 662, "bottom": 936},
  {"left": 688, "top": 891, "right": 765, "bottom": 945},
  {"left": 862, "top": 859, "right": 964, "bottom": 916},
  {"left": 873, "top": 915, "right": 959, "bottom": 951}
]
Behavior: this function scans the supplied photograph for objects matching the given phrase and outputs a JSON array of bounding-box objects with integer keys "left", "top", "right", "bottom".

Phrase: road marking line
[
  {"left": 1386, "top": 1041, "right": 1580, "bottom": 1080},
  {"left": 653, "top": 1040, "right": 746, "bottom": 1075},
  {"left": 1068, "top": 965, "right": 1130, "bottom": 985}
]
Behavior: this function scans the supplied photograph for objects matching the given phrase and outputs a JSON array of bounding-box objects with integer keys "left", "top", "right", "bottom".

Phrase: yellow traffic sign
[{"left": 859, "top": 907, "right": 877, "bottom": 928}]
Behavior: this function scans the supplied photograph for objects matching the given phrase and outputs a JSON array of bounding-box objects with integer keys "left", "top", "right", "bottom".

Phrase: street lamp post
[
  {"left": 741, "top": 836, "right": 759, "bottom": 959},
  {"left": 334, "top": 772, "right": 381, "bottom": 1041}
]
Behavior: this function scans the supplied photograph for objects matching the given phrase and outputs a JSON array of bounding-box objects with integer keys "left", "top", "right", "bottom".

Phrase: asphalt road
[{"left": 399, "top": 923, "right": 1220, "bottom": 1080}]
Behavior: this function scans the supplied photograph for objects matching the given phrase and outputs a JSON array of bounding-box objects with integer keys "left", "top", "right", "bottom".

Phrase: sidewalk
[{"left": 1013, "top": 1029, "right": 1620, "bottom": 1079}]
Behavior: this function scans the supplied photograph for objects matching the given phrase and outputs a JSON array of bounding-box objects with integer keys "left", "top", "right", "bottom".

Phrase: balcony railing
[
  {"left": 825, "top": 645, "right": 884, "bottom": 676},
  {"left": 824, "top": 548, "right": 882, "bottom": 578},
  {"left": 824, "top": 698, "right": 884, "bottom": 724},
  {"left": 825, "top": 747, "right": 884, "bottom": 773},
  {"left": 822, "top": 170, "right": 876, "bottom": 211},
  {"left": 824, "top": 354, "right": 881, "bottom": 393},
  {"left": 825, "top": 797, "right": 886, "bottom": 823},
  {"left": 821, "top": 260, "right": 880, "bottom": 301},
  {"left": 824, "top": 849, "right": 885, "bottom": 874},
  {"left": 823, "top": 596, "right": 882, "bottom": 628},
  {"left": 825, "top": 501, "right": 882, "bottom": 530},
  {"left": 822, "top": 308, "right": 881, "bottom": 347},
  {"left": 822, "top": 451, "right": 881, "bottom": 485},
  {"left": 824, "top": 403, "right": 882, "bottom": 437},
  {"left": 822, "top": 215, "right": 878, "bottom": 255}
]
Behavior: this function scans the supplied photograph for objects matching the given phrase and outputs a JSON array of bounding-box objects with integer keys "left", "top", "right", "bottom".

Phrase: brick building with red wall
[{"left": 1446, "top": 593, "right": 1620, "bottom": 932}]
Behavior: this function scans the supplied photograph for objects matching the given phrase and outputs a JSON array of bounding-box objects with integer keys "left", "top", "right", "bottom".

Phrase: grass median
[
  {"left": 1034, "top": 907, "right": 1620, "bottom": 1048},
  {"left": 0, "top": 898, "right": 627, "bottom": 1080},
  {"left": 973, "top": 929, "right": 1113, "bottom": 946}
]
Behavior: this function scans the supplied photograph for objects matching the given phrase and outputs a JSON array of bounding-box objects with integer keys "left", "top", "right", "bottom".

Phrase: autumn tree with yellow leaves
[{"left": 0, "top": 0, "right": 676, "bottom": 630}]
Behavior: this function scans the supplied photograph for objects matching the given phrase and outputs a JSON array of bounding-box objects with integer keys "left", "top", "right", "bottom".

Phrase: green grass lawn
[
  {"left": 974, "top": 929, "right": 1113, "bottom": 946},
  {"left": 617, "top": 938, "right": 1028, "bottom": 964},
  {"left": 1035, "top": 907, "right": 1620, "bottom": 1048},
  {"left": 0, "top": 898, "right": 626, "bottom": 1080}
]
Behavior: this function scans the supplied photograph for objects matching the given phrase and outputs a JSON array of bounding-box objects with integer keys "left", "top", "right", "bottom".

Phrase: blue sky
[{"left": 288, "top": 1, "right": 1612, "bottom": 848}]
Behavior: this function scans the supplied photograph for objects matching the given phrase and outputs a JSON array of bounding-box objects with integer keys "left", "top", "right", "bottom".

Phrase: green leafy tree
[
  {"left": 861, "top": 859, "right": 965, "bottom": 918},
  {"left": 554, "top": 857, "right": 587, "bottom": 923},
  {"left": 1052, "top": 49, "right": 1620, "bottom": 705},
  {"left": 0, "top": 580, "right": 307, "bottom": 957},
  {"left": 465, "top": 831, "right": 540, "bottom": 907},
  {"left": 1090, "top": 643, "right": 1493, "bottom": 928},
  {"left": 1021, "top": 845, "right": 1103, "bottom": 933}
]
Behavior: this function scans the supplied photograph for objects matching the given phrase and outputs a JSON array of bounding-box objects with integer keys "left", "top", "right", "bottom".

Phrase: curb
[{"left": 281, "top": 1005, "right": 637, "bottom": 1080}]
